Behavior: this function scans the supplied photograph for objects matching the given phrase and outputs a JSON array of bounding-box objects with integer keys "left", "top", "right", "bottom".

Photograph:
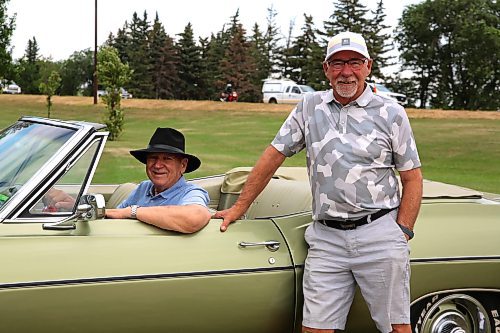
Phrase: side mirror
[{"left": 42, "top": 194, "right": 106, "bottom": 230}]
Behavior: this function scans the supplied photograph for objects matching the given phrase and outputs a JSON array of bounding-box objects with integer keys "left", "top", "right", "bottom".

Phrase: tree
[
  {"left": 364, "top": 0, "right": 394, "bottom": 79},
  {"left": 219, "top": 16, "right": 259, "bottom": 102},
  {"left": 396, "top": 0, "right": 499, "bottom": 110},
  {"left": 286, "top": 14, "right": 325, "bottom": 90},
  {"left": 263, "top": 6, "right": 283, "bottom": 77},
  {"left": 16, "top": 37, "right": 41, "bottom": 94},
  {"left": 0, "top": 0, "right": 15, "bottom": 80},
  {"left": 97, "top": 46, "right": 132, "bottom": 140},
  {"left": 149, "top": 13, "right": 179, "bottom": 99},
  {"left": 59, "top": 49, "right": 93, "bottom": 96},
  {"left": 39, "top": 70, "right": 61, "bottom": 118},
  {"left": 322, "top": 0, "right": 369, "bottom": 40},
  {"left": 176, "top": 22, "right": 202, "bottom": 100},
  {"left": 126, "top": 11, "right": 153, "bottom": 98},
  {"left": 248, "top": 23, "right": 268, "bottom": 84}
]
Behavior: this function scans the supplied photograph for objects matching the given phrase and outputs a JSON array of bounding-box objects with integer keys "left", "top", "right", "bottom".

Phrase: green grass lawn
[{"left": 1, "top": 96, "right": 499, "bottom": 193}]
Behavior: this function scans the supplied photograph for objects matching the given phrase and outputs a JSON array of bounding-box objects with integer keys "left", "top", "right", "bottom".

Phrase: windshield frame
[{"left": 0, "top": 117, "right": 103, "bottom": 221}]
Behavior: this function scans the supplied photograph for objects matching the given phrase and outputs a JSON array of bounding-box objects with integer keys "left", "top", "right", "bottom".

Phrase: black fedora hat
[{"left": 130, "top": 128, "right": 201, "bottom": 173}]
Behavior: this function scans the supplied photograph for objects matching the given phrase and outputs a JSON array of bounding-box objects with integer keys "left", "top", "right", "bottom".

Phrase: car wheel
[
  {"left": 269, "top": 98, "right": 277, "bottom": 104},
  {"left": 411, "top": 293, "right": 497, "bottom": 333}
]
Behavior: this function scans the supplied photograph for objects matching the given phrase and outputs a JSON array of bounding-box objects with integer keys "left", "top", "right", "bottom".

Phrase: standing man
[
  {"left": 214, "top": 31, "right": 422, "bottom": 333},
  {"left": 106, "top": 127, "right": 211, "bottom": 234}
]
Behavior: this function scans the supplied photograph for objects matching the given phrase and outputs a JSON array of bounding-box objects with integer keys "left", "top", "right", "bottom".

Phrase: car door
[
  {"left": 287, "top": 86, "right": 303, "bottom": 104},
  {"left": 0, "top": 217, "right": 297, "bottom": 333}
]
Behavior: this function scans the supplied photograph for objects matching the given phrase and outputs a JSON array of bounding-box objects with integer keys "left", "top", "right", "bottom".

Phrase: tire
[
  {"left": 411, "top": 292, "right": 500, "bottom": 333},
  {"left": 269, "top": 98, "right": 277, "bottom": 104}
]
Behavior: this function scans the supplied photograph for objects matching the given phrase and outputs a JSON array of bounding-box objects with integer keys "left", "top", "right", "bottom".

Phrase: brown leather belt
[{"left": 318, "top": 208, "right": 396, "bottom": 230}]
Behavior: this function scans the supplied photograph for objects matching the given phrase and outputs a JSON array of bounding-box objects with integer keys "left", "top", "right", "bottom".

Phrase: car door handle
[{"left": 239, "top": 240, "right": 280, "bottom": 252}]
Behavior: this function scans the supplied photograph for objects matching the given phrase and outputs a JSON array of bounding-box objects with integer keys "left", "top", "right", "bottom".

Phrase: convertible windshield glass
[{"left": 0, "top": 121, "right": 76, "bottom": 206}]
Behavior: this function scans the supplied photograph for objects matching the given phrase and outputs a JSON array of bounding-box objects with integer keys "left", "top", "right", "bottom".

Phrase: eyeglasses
[{"left": 326, "top": 58, "right": 368, "bottom": 70}]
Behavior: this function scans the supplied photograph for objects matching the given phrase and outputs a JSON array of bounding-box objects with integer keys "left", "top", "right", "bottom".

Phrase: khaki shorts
[{"left": 302, "top": 209, "right": 410, "bottom": 333}]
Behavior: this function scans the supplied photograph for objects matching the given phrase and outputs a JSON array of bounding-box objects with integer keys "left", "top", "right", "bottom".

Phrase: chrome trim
[
  {"left": 7, "top": 134, "right": 108, "bottom": 221},
  {"left": 239, "top": 240, "right": 281, "bottom": 252},
  {"left": 0, "top": 119, "right": 97, "bottom": 220}
]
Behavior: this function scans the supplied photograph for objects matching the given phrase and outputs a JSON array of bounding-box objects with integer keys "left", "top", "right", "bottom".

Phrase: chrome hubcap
[{"left": 421, "top": 294, "right": 491, "bottom": 333}]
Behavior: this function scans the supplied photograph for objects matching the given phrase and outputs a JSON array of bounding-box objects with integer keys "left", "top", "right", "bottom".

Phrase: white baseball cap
[{"left": 325, "top": 31, "right": 370, "bottom": 61}]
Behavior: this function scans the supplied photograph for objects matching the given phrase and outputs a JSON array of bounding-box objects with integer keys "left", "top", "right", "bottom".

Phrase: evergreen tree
[
  {"left": 149, "top": 13, "right": 179, "bottom": 99},
  {"left": 201, "top": 31, "right": 227, "bottom": 100},
  {"left": 263, "top": 6, "right": 283, "bottom": 76},
  {"left": 219, "top": 16, "right": 259, "bottom": 102},
  {"left": 197, "top": 36, "right": 217, "bottom": 100},
  {"left": 176, "top": 22, "right": 202, "bottom": 100},
  {"left": 248, "top": 23, "right": 269, "bottom": 101},
  {"left": 0, "top": 0, "right": 15, "bottom": 80},
  {"left": 281, "top": 18, "right": 296, "bottom": 79},
  {"left": 17, "top": 37, "right": 41, "bottom": 94},
  {"left": 287, "top": 14, "right": 325, "bottom": 90},
  {"left": 365, "top": 0, "right": 394, "bottom": 80},
  {"left": 108, "top": 23, "right": 131, "bottom": 64},
  {"left": 127, "top": 11, "right": 153, "bottom": 98},
  {"left": 322, "top": 0, "right": 369, "bottom": 41}
]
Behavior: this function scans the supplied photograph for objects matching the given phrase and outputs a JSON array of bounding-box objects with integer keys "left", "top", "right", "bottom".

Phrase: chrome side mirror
[{"left": 42, "top": 194, "right": 106, "bottom": 230}]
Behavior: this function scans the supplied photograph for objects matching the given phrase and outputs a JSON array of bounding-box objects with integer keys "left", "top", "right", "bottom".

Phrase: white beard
[{"left": 333, "top": 77, "right": 358, "bottom": 98}]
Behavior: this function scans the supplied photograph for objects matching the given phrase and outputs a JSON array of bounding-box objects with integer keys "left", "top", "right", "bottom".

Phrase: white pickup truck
[{"left": 262, "top": 79, "right": 315, "bottom": 104}]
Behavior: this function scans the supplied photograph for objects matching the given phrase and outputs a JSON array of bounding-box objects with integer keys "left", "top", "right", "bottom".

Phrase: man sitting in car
[{"left": 105, "top": 127, "right": 211, "bottom": 233}]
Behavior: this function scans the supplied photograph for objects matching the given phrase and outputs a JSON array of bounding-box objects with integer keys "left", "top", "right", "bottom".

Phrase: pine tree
[
  {"left": 176, "top": 22, "right": 202, "bottom": 100},
  {"left": 149, "top": 13, "right": 179, "bottom": 99},
  {"left": 365, "top": 0, "right": 394, "bottom": 80},
  {"left": 127, "top": 11, "right": 153, "bottom": 98},
  {"left": 17, "top": 37, "right": 41, "bottom": 94},
  {"left": 219, "top": 17, "right": 259, "bottom": 102},
  {"left": 263, "top": 6, "right": 283, "bottom": 77},
  {"left": 322, "top": 0, "right": 369, "bottom": 42},
  {"left": 248, "top": 23, "right": 269, "bottom": 101},
  {"left": 288, "top": 14, "right": 325, "bottom": 89},
  {"left": 201, "top": 31, "right": 227, "bottom": 100}
]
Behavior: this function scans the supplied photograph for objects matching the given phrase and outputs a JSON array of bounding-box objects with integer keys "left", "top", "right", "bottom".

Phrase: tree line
[{"left": 0, "top": 0, "right": 498, "bottom": 110}]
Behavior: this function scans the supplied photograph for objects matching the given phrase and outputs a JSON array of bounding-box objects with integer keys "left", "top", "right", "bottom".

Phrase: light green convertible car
[{"left": 0, "top": 117, "right": 499, "bottom": 333}]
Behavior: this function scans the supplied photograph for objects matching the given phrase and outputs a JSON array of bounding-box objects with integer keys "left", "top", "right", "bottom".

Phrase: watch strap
[
  {"left": 398, "top": 223, "right": 414, "bottom": 240},
  {"left": 130, "top": 205, "right": 139, "bottom": 219}
]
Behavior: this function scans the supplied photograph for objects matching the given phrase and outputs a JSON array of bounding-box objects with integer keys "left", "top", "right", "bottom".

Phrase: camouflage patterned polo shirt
[{"left": 271, "top": 86, "right": 421, "bottom": 220}]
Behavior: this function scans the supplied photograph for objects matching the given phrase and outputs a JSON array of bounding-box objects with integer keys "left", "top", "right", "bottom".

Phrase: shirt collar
[{"left": 328, "top": 83, "right": 374, "bottom": 107}]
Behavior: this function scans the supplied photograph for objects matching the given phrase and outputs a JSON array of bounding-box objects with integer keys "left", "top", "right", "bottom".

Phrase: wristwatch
[
  {"left": 398, "top": 223, "right": 414, "bottom": 240},
  {"left": 130, "top": 205, "right": 139, "bottom": 219}
]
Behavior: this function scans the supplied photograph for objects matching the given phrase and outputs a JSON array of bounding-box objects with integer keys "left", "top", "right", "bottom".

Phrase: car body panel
[{"left": 1, "top": 220, "right": 298, "bottom": 332}]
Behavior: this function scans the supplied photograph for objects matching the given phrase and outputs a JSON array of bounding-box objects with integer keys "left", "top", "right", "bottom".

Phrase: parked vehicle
[
  {"left": 97, "top": 87, "right": 132, "bottom": 99},
  {"left": 0, "top": 116, "right": 499, "bottom": 333},
  {"left": 369, "top": 82, "right": 407, "bottom": 106},
  {"left": 2, "top": 82, "right": 21, "bottom": 94},
  {"left": 262, "top": 79, "right": 315, "bottom": 104}
]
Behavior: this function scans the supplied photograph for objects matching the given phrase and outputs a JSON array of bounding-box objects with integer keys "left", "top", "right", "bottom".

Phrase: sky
[{"left": 8, "top": 0, "right": 422, "bottom": 65}]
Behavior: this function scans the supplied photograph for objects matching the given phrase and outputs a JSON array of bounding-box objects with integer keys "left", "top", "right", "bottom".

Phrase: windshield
[
  {"left": 300, "top": 85, "right": 315, "bottom": 92},
  {"left": 0, "top": 121, "right": 76, "bottom": 207}
]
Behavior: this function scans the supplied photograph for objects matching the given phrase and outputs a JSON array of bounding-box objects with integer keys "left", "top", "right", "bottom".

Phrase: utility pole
[{"left": 93, "top": 0, "right": 98, "bottom": 104}]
